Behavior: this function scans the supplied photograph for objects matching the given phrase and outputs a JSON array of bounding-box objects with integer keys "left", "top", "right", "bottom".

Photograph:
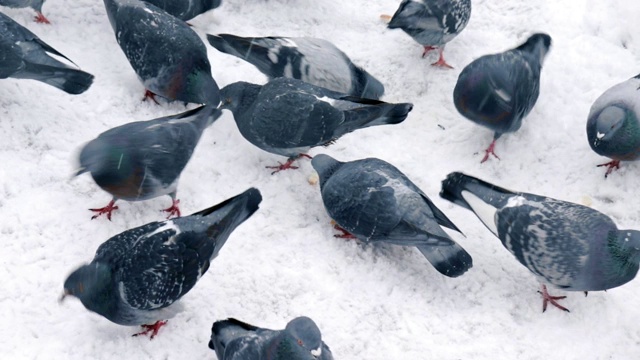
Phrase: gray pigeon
[
  {"left": 103, "top": 0, "right": 220, "bottom": 105},
  {"left": 385, "top": 0, "right": 471, "bottom": 68},
  {"left": 440, "top": 172, "right": 640, "bottom": 312},
  {"left": 453, "top": 33, "right": 551, "bottom": 163},
  {"left": 220, "top": 77, "right": 412, "bottom": 173},
  {"left": 209, "top": 317, "right": 334, "bottom": 360},
  {"left": 76, "top": 105, "right": 222, "bottom": 220},
  {"left": 207, "top": 34, "right": 385, "bottom": 99},
  {"left": 586, "top": 73, "right": 640, "bottom": 177},
  {"left": 0, "top": 11, "right": 93, "bottom": 94},
  {"left": 0, "top": 0, "right": 48, "bottom": 23},
  {"left": 312, "top": 154, "right": 472, "bottom": 277},
  {"left": 61, "top": 188, "right": 262, "bottom": 339},
  {"left": 143, "top": 0, "right": 221, "bottom": 21}
]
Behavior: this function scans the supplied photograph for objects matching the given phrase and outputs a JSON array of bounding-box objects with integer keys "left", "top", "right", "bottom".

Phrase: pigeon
[
  {"left": 61, "top": 188, "right": 262, "bottom": 339},
  {"left": 207, "top": 34, "right": 385, "bottom": 99},
  {"left": 440, "top": 172, "right": 640, "bottom": 312},
  {"left": 75, "top": 104, "right": 222, "bottom": 220},
  {"left": 0, "top": 0, "right": 49, "bottom": 23},
  {"left": 312, "top": 154, "right": 472, "bottom": 277},
  {"left": 586, "top": 73, "right": 640, "bottom": 177},
  {"left": 0, "top": 11, "right": 93, "bottom": 94},
  {"left": 219, "top": 77, "right": 412, "bottom": 173},
  {"left": 383, "top": 0, "right": 472, "bottom": 68},
  {"left": 453, "top": 33, "right": 551, "bottom": 163},
  {"left": 143, "top": 0, "right": 221, "bottom": 21},
  {"left": 103, "top": 0, "right": 220, "bottom": 105},
  {"left": 209, "top": 316, "right": 334, "bottom": 360}
]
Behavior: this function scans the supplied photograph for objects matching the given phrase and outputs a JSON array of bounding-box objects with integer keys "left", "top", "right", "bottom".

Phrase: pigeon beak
[{"left": 59, "top": 290, "right": 70, "bottom": 303}]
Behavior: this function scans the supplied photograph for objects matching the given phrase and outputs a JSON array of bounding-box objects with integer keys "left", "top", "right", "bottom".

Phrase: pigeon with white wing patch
[{"left": 61, "top": 188, "right": 262, "bottom": 339}]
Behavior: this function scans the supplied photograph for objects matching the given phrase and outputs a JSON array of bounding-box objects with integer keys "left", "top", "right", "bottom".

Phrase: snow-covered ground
[{"left": 2, "top": 0, "right": 640, "bottom": 358}]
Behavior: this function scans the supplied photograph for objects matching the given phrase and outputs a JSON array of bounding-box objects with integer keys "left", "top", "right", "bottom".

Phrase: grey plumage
[
  {"left": 440, "top": 172, "right": 640, "bottom": 309},
  {"left": 207, "top": 34, "right": 385, "bottom": 99},
  {"left": 219, "top": 77, "right": 412, "bottom": 171},
  {"left": 0, "top": 11, "right": 93, "bottom": 94},
  {"left": 62, "top": 188, "right": 262, "bottom": 335},
  {"left": 143, "top": 0, "right": 221, "bottom": 21},
  {"left": 453, "top": 33, "right": 551, "bottom": 162},
  {"left": 386, "top": 0, "right": 471, "bottom": 67},
  {"left": 103, "top": 0, "right": 219, "bottom": 105},
  {"left": 0, "top": 0, "right": 49, "bottom": 23},
  {"left": 76, "top": 105, "right": 222, "bottom": 220},
  {"left": 209, "top": 316, "right": 334, "bottom": 360},
  {"left": 312, "top": 154, "right": 472, "bottom": 277},
  {"left": 586, "top": 73, "right": 640, "bottom": 177}
]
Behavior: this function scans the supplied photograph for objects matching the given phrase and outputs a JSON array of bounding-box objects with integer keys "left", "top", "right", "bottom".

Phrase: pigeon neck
[{"left": 608, "top": 230, "right": 640, "bottom": 278}]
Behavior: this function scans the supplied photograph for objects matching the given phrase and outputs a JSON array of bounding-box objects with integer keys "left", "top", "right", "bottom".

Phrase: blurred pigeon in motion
[
  {"left": 440, "top": 172, "right": 640, "bottom": 311},
  {"left": 220, "top": 77, "right": 412, "bottom": 173},
  {"left": 453, "top": 33, "right": 551, "bottom": 163},
  {"left": 207, "top": 34, "right": 385, "bottom": 99},
  {"left": 61, "top": 188, "right": 262, "bottom": 339},
  {"left": 312, "top": 154, "right": 472, "bottom": 277},
  {"left": 382, "top": 0, "right": 471, "bottom": 68},
  {"left": 0, "top": 12, "right": 93, "bottom": 94},
  {"left": 76, "top": 105, "right": 222, "bottom": 220},
  {"left": 103, "top": 0, "right": 220, "bottom": 105},
  {"left": 209, "top": 316, "right": 334, "bottom": 360},
  {"left": 144, "top": 0, "right": 221, "bottom": 21},
  {"left": 0, "top": 0, "right": 49, "bottom": 23},
  {"left": 586, "top": 73, "right": 640, "bottom": 177}
]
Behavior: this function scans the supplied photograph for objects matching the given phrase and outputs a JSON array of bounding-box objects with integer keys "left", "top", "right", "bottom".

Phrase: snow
[{"left": 2, "top": 0, "right": 640, "bottom": 359}]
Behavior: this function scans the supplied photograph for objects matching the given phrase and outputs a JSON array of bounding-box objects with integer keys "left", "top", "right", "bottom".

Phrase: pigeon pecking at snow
[
  {"left": 103, "top": 0, "right": 220, "bottom": 105},
  {"left": 0, "top": 0, "right": 49, "bottom": 23},
  {"left": 207, "top": 34, "right": 385, "bottom": 99},
  {"left": 383, "top": 0, "right": 471, "bottom": 68},
  {"left": 0, "top": 11, "right": 93, "bottom": 93},
  {"left": 143, "top": 0, "right": 221, "bottom": 21},
  {"left": 440, "top": 172, "right": 640, "bottom": 312},
  {"left": 75, "top": 105, "right": 222, "bottom": 220},
  {"left": 219, "top": 77, "right": 412, "bottom": 173},
  {"left": 209, "top": 316, "right": 334, "bottom": 360},
  {"left": 586, "top": 73, "right": 640, "bottom": 178},
  {"left": 312, "top": 154, "right": 472, "bottom": 278},
  {"left": 61, "top": 188, "right": 262, "bottom": 339},
  {"left": 453, "top": 33, "right": 551, "bottom": 163}
]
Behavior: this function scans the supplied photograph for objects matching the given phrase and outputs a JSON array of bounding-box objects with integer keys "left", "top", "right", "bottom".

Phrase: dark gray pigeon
[
  {"left": 440, "top": 172, "right": 640, "bottom": 312},
  {"left": 384, "top": 0, "right": 471, "bottom": 68},
  {"left": 220, "top": 77, "right": 412, "bottom": 173},
  {"left": 586, "top": 73, "right": 640, "bottom": 177},
  {"left": 312, "top": 154, "right": 472, "bottom": 277},
  {"left": 143, "top": 0, "right": 221, "bottom": 21},
  {"left": 103, "top": 0, "right": 220, "bottom": 105},
  {"left": 0, "top": 0, "right": 49, "bottom": 23},
  {"left": 453, "top": 33, "right": 551, "bottom": 163},
  {"left": 209, "top": 317, "right": 334, "bottom": 360},
  {"left": 207, "top": 34, "right": 385, "bottom": 99},
  {"left": 61, "top": 188, "right": 262, "bottom": 339},
  {"left": 76, "top": 105, "right": 222, "bottom": 220},
  {"left": 0, "top": 11, "right": 93, "bottom": 94}
]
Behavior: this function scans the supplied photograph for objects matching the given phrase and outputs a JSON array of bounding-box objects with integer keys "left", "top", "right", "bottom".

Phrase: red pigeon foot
[
  {"left": 161, "top": 199, "right": 181, "bottom": 219},
  {"left": 597, "top": 160, "right": 620, "bottom": 178},
  {"left": 133, "top": 320, "right": 168, "bottom": 340},
  {"left": 90, "top": 200, "right": 119, "bottom": 221},
  {"left": 538, "top": 284, "right": 569, "bottom": 313}
]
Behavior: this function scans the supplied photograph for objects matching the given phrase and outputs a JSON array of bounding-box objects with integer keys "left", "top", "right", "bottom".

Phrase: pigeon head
[
  {"left": 311, "top": 154, "right": 344, "bottom": 188},
  {"left": 219, "top": 81, "right": 262, "bottom": 116},
  {"left": 285, "top": 317, "right": 324, "bottom": 358},
  {"left": 62, "top": 262, "right": 113, "bottom": 310},
  {"left": 590, "top": 105, "right": 631, "bottom": 147},
  {"left": 517, "top": 33, "right": 552, "bottom": 65},
  {"left": 76, "top": 138, "right": 136, "bottom": 180}
]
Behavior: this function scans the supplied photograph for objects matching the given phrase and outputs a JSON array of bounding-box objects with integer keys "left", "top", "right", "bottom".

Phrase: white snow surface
[{"left": 2, "top": 0, "right": 640, "bottom": 359}]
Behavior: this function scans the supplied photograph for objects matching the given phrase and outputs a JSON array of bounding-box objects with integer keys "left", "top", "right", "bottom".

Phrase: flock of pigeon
[{"left": 3, "top": 0, "right": 640, "bottom": 358}]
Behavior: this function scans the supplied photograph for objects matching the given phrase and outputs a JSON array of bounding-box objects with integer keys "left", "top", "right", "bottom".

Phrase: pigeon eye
[
  {"left": 297, "top": 339, "right": 303, "bottom": 346},
  {"left": 224, "top": 98, "right": 232, "bottom": 104}
]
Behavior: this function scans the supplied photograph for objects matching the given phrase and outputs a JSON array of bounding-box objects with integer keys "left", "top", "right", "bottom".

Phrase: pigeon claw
[
  {"left": 421, "top": 46, "right": 437, "bottom": 58},
  {"left": 596, "top": 160, "right": 620, "bottom": 178},
  {"left": 161, "top": 199, "right": 181, "bottom": 219},
  {"left": 90, "top": 200, "right": 119, "bottom": 221},
  {"left": 133, "top": 320, "right": 168, "bottom": 340},
  {"left": 266, "top": 154, "right": 312, "bottom": 175},
  {"left": 333, "top": 223, "right": 357, "bottom": 240},
  {"left": 143, "top": 90, "right": 160, "bottom": 105},
  {"left": 34, "top": 12, "right": 50, "bottom": 24},
  {"left": 480, "top": 140, "right": 501, "bottom": 163},
  {"left": 538, "top": 284, "right": 570, "bottom": 313}
]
